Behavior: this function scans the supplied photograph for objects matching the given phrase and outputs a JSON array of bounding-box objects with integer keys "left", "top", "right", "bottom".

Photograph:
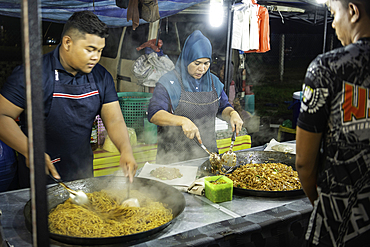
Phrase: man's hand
[
  {"left": 119, "top": 153, "right": 138, "bottom": 183},
  {"left": 25, "top": 152, "right": 61, "bottom": 179}
]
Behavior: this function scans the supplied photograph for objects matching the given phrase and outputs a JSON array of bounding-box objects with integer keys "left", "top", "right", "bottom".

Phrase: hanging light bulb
[{"left": 209, "top": 0, "right": 224, "bottom": 28}]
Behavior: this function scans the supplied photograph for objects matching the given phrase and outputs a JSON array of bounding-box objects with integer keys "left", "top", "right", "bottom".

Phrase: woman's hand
[
  {"left": 151, "top": 110, "right": 202, "bottom": 142},
  {"left": 181, "top": 117, "right": 201, "bottom": 142},
  {"left": 222, "top": 107, "right": 244, "bottom": 135},
  {"left": 230, "top": 111, "right": 244, "bottom": 135}
]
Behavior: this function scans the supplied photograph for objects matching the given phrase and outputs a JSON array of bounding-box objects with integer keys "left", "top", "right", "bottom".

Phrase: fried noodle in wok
[
  {"left": 48, "top": 190, "right": 173, "bottom": 237},
  {"left": 226, "top": 163, "right": 301, "bottom": 191}
]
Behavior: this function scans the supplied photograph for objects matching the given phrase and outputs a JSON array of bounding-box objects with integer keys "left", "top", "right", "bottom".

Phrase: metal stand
[
  {"left": 21, "top": 0, "right": 49, "bottom": 246},
  {"left": 224, "top": 0, "right": 235, "bottom": 97}
]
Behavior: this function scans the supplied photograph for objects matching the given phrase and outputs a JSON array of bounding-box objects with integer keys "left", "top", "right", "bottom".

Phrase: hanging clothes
[
  {"left": 245, "top": 3, "right": 270, "bottom": 53},
  {"left": 249, "top": 3, "right": 259, "bottom": 51},
  {"left": 232, "top": 0, "right": 270, "bottom": 53},
  {"left": 231, "top": 3, "right": 250, "bottom": 51}
]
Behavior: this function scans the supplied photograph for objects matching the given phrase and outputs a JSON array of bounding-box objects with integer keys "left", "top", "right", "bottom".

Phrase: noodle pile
[
  {"left": 226, "top": 163, "right": 301, "bottom": 191},
  {"left": 48, "top": 190, "right": 173, "bottom": 237}
]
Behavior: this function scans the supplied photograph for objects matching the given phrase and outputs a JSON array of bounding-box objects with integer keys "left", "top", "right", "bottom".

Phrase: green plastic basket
[{"left": 117, "top": 92, "right": 152, "bottom": 139}]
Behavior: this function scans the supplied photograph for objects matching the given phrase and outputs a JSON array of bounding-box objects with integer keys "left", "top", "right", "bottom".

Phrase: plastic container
[
  {"left": 117, "top": 92, "right": 152, "bottom": 140},
  {"left": 292, "top": 91, "right": 302, "bottom": 129},
  {"left": 204, "top": 176, "right": 233, "bottom": 203},
  {"left": 244, "top": 94, "right": 255, "bottom": 114}
]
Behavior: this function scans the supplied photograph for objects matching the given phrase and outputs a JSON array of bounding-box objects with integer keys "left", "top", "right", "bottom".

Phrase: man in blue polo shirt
[{"left": 0, "top": 11, "right": 137, "bottom": 188}]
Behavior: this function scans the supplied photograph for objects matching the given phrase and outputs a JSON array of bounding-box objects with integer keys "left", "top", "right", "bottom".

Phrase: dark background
[{"left": 0, "top": 11, "right": 341, "bottom": 145}]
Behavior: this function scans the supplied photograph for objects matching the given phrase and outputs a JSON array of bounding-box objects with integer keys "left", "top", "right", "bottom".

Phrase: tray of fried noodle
[{"left": 199, "top": 151, "right": 304, "bottom": 197}]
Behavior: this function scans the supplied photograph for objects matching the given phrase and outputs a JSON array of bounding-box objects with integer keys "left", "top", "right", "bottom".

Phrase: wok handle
[
  {"left": 229, "top": 130, "right": 237, "bottom": 152},
  {"left": 49, "top": 174, "right": 62, "bottom": 183},
  {"left": 231, "top": 130, "right": 236, "bottom": 142},
  {"left": 48, "top": 174, "right": 77, "bottom": 195}
]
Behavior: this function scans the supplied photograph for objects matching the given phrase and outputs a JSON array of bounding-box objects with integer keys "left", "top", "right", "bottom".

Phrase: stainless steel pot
[{"left": 23, "top": 176, "right": 186, "bottom": 245}]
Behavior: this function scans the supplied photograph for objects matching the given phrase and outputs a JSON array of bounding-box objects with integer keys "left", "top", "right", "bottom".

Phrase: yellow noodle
[
  {"left": 226, "top": 163, "right": 301, "bottom": 191},
  {"left": 48, "top": 190, "right": 173, "bottom": 237}
]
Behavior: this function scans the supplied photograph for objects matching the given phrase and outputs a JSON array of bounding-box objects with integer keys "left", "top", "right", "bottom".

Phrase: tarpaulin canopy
[{"left": 0, "top": 0, "right": 208, "bottom": 27}]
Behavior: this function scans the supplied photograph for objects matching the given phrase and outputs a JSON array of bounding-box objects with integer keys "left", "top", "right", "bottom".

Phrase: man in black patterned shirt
[{"left": 296, "top": 0, "right": 370, "bottom": 246}]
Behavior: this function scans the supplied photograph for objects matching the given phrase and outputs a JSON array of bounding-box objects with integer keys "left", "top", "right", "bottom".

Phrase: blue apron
[
  {"left": 18, "top": 70, "right": 100, "bottom": 187},
  {"left": 156, "top": 74, "right": 219, "bottom": 164}
]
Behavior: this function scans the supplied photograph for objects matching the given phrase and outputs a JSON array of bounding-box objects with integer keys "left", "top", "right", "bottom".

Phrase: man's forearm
[
  {"left": 295, "top": 127, "right": 322, "bottom": 205},
  {"left": 296, "top": 166, "right": 318, "bottom": 204},
  {"left": 0, "top": 115, "right": 28, "bottom": 158}
]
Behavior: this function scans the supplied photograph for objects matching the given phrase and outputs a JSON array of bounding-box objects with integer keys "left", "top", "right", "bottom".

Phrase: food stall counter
[{"left": 0, "top": 142, "right": 313, "bottom": 247}]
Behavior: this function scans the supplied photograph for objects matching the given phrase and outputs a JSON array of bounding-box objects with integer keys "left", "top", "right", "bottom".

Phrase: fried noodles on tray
[
  {"left": 48, "top": 190, "right": 173, "bottom": 238},
  {"left": 226, "top": 163, "right": 301, "bottom": 191}
]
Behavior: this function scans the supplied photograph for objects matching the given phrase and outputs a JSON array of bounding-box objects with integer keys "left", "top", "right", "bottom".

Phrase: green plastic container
[
  {"left": 117, "top": 92, "right": 152, "bottom": 140},
  {"left": 204, "top": 176, "right": 233, "bottom": 203}
]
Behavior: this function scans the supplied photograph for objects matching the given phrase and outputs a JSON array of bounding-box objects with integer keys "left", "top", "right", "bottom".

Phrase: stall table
[{"left": 0, "top": 142, "right": 312, "bottom": 247}]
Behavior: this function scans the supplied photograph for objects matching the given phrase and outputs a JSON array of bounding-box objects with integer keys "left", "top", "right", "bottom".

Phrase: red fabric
[
  {"left": 136, "top": 38, "right": 163, "bottom": 52},
  {"left": 245, "top": 5, "right": 270, "bottom": 53},
  {"left": 257, "top": 6, "right": 270, "bottom": 53},
  {"left": 127, "top": 0, "right": 140, "bottom": 30}
]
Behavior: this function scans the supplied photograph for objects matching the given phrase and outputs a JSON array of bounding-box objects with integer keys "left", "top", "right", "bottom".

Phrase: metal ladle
[
  {"left": 49, "top": 175, "right": 89, "bottom": 205},
  {"left": 121, "top": 176, "right": 140, "bottom": 207}
]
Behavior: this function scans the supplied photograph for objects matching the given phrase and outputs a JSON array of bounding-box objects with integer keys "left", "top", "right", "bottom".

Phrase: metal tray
[{"left": 199, "top": 151, "right": 304, "bottom": 198}]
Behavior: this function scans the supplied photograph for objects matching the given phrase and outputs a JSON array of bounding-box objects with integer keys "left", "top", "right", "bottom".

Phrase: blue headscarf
[{"left": 158, "top": 30, "right": 224, "bottom": 110}]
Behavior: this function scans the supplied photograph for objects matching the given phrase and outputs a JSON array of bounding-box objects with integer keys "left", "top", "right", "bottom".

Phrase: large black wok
[
  {"left": 24, "top": 176, "right": 186, "bottom": 245},
  {"left": 199, "top": 150, "right": 304, "bottom": 197}
]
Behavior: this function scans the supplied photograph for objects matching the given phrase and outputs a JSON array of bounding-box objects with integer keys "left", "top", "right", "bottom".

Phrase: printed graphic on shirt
[
  {"left": 342, "top": 82, "right": 367, "bottom": 122},
  {"left": 312, "top": 182, "right": 370, "bottom": 247},
  {"left": 301, "top": 84, "right": 329, "bottom": 114},
  {"left": 340, "top": 82, "right": 370, "bottom": 139}
]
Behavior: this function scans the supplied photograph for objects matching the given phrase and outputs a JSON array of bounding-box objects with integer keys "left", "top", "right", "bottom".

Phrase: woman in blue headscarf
[{"left": 148, "top": 30, "right": 243, "bottom": 164}]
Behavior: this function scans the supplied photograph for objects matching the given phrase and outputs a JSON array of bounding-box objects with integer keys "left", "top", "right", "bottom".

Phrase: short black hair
[
  {"left": 331, "top": 0, "right": 370, "bottom": 17},
  {"left": 61, "top": 11, "right": 109, "bottom": 40}
]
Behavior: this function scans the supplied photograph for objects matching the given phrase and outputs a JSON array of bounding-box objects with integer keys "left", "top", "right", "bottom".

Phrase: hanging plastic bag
[{"left": 132, "top": 51, "right": 175, "bottom": 87}]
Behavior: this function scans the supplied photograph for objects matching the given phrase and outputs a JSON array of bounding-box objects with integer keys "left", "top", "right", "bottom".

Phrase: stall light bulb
[{"left": 209, "top": 0, "right": 224, "bottom": 28}]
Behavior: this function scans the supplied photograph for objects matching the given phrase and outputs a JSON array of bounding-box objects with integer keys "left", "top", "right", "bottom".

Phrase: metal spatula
[
  {"left": 221, "top": 130, "right": 237, "bottom": 167},
  {"left": 194, "top": 138, "right": 221, "bottom": 172}
]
